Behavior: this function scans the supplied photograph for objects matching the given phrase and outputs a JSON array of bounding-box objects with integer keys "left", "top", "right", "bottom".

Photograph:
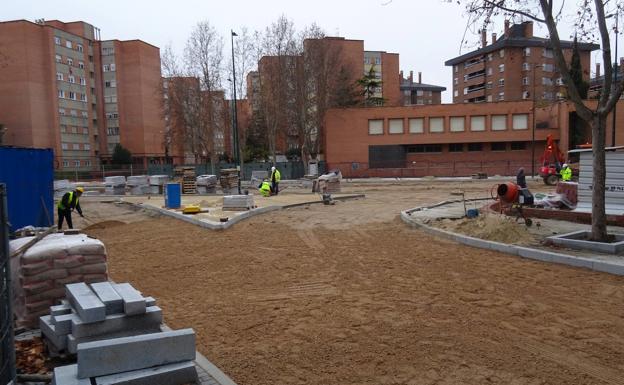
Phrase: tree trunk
[{"left": 590, "top": 114, "right": 608, "bottom": 242}]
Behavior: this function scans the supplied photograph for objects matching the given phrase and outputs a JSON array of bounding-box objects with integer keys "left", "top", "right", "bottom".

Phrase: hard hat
[
  {"left": 562, "top": 163, "right": 568, "bottom": 168},
  {"left": 271, "top": 166, "right": 276, "bottom": 171},
  {"left": 76, "top": 187, "right": 84, "bottom": 193}
]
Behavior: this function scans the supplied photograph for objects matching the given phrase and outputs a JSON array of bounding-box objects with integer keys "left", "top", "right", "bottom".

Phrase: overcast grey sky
[{"left": 3, "top": 0, "right": 613, "bottom": 102}]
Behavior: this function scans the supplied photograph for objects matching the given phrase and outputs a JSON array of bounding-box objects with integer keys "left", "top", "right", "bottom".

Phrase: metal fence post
[{"left": 0, "top": 183, "right": 16, "bottom": 385}]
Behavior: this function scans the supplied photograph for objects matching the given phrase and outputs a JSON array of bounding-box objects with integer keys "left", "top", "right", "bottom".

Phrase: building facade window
[
  {"left": 429, "top": 117, "right": 444, "bottom": 133},
  {"left": 487, "top": 67, "right": 492, "bottom": 76},
  {"left": 103, "top": 64, "right": 110, "bottom": 72},
  {"left": 491, "top": 115, "right": 507, "bottom": 130},
  {"left": 70, "top": 110, "right": 78, "bottom": 117},
  {"left": 81, "top": 111, "right": 88, "bottom": 118},
  {"left": 522, "top": 62, "right": 530, "bottom": 71},
  {"left": 454, "top": 78, "right": 458, "bottom": 85},
  {"left": 511, "top": 141, "right": 527, "bottom": 150},
  {"left": 74, "top": 160, "right": 80, "bottom": 167},
  {"left": 498, "top": 92, "right": 505, "bottom": 101},
  {"left": 59, "top": 108, "right": 66, "bottom": 115},
  {"left": 491, "top": 142, "right": 507, "bottom": 151},
  {"left": 110, "top": 63, "right": 116, "bottom": 71},
  {"left": 450, "top": 117, "right": 465, "bottom": 132},
  {"left": 512, "top": 114, "right": 529, "bottom": 130},
  {"left": 408, "top": 118, "right": 424, "bottom": 133},
  {"left": 77, "top": 44, "right": 83, "bottom": 52},
  {"left": 80, "top": 94, "right": 87, "bottom": 102},
  {"left": 84, "top": 143, "right": 91, "bottom": 151},
  {"left": 105, "top": 80, "right": 117, "bottom": 88},
  {"left": 487, "top": 53, "right": 493, "bottom": 61},
  {"left": 522, "top": 77, "right": 529, "bottom": 85},
  {"left": 468, "top": 142, "right": 483, "bottom": 151},
  {"left": 454, "top": 90, "right": 458, "bottom": 97},
  {"left": 68, "top": 75, "right": 75, "bottom": 83},
  {"left": 72, "top": 143, "right": 80, "bottom": 150},
  {"left": 542, "top": 77, "right": 553, "bottom": 85},
  {"left": 107, "top": 127, "right": 120, "bottom": 135},
  {"left": 80, "top": 77, "right": 86, "bottom": 86},
  {"left": 69, "top": 91, "right": 76, "bottom": 100},
  {"left": 499, "top": 64, "right": 505, "bottom": 73},
  {"left": 498, "top": 79, "right": 505, "bottom": 87},
  {"left": 56, "top": 72, "right": 64, "bottom": 81},
  {"left": 85, "top": 160, "right": 91, "bottom": 167},
  {"left": 368, "top": 119, "right": 383, "bottom": 135},
  {"left": 523, "top": 47, "right": 531, "bottom": 56},
  {"left": 374, "top": 57, "right": 381, "bottom": 65},
  {"left": 102, "top": 47, "right": 115, "bottom": 55},
  {"left": 58, "top": 90, "right": 65, "bottom": 98},
  {"left": 486, "top": 81, "right": 493, "bottom": 89},
  {"left": 63, "top": 160, "right": 69, "bottom": 167},
  {"left": 78, "top": 61, "right": 85, "bottom": 69},
  {"left": 105, "top": 112, "right": 119, "bottom": 119},
  {"left": 65, "top": 40, "right": 72, "bottom": 49},
  {"left": 499, "top": 49, "right": 505, "bottom": 58},
  {"left": 470, "top": 116, "right": 486, "bottom": 131},
  {"left": 388, "top": 119, "right": 404, "bottom": 134},
  {"left": 543, "top": 48, "right": 554, "bottom": 58},
  {"left": 67, "top": 58, "right": 73, "bottom": 66},
  {"left": 61, "top": 143, "right": 68, "bottom": 150},
  {"left": 55, "top": 54, "right": 62, "bottom": 63},
  {"left": 54, "top": 36, "right": 61, "bottom": 45},
  {"left": 449, "top": 143, "right": 463, "bottom": 152},
  {"left": 542, "top": 63, "right": 554, "bottom": 72}
]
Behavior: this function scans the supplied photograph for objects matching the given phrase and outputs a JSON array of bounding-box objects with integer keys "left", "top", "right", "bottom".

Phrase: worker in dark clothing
[
  {"left": 57, "top": 187, "right": 84, "bottom": 229},
  {"left": 516, "top": 167, "right": 527, "bottom": 188},
  {"left": 270, "top": 166, "right": 281, "bottom": 195}
]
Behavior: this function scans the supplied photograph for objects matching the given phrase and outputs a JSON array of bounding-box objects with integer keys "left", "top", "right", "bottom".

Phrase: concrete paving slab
[
  {"left": 94, "top": 361, "right": 198, "bottom": 385},
  {"left": 91, "top": 282, "right": 124, "bottom": 315},
  {"left": 66, "top": 282, "right": 106, "bottom": 323},
  {"left": 52, "top": 364, "right": 90, "bottom": 385},
  {"left": 71, "top": 305, "right": 162, "bottom": 339},
  {"left": 113, "top": 283, "right": 146, "bottom": 315},
  {"left": 77, "top": 329, "right": 196, "bottom": 378},
  {"left": 40, "top": 315, "right": 67, "bottom": 350}
]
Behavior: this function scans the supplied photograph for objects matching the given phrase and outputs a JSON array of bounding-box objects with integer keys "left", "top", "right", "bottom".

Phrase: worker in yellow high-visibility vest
[
  {"left": 57, "top": 187, "right": 84, "bottom": 229},
  {"left": 258, "top": 180, "right": 272, "bottom": 197},
  {"left": 560, "top": 163, "right": 572, "bottom": 182},
  {"left": 270, "top": 166, "right": 281, "bottom": 195}
]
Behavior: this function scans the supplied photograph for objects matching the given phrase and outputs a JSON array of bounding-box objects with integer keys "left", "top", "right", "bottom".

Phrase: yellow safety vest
[{"left": 57, "top": 191, "right": 75, "bottom": 210}]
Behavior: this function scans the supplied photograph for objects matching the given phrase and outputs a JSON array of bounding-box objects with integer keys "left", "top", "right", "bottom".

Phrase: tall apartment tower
[
  {"left": 0, "top": 19, "right": 165, "bottom": 170},
  {"left": 445, "top": 21, "right": 598, "bottom": 103}
]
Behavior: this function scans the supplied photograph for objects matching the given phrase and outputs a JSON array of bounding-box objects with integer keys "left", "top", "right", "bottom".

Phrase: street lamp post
[
  {"left": 230, "top": 30, "right": 241, "bottom": 194},
  {"left": 531, "top": 64, "right": 543, "bottom": 179}
]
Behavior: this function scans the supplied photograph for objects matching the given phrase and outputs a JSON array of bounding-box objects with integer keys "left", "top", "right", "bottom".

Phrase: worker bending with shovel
[{"left": 57, "top": 186, "right": 85, "bottom": 229}]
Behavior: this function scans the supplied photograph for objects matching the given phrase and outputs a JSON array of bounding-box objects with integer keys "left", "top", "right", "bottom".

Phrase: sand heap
[{"left": 436, "top": 214, "right": 535, "bottom": 245}]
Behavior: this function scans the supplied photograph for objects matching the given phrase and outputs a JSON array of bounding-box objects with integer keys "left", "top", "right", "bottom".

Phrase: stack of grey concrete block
[
  {"left": 223, "top": 194, "right": 254, "bottom": 211},
  {"left": 40, "top": 282, "right": 163, "bottom": 355},
  {"left": 127, "top": 175, "right": 150, "bottom": 195},
  {"left": 54, "top": 180, "right": 76, "bottom": 199},
  {"left": 149, "top": 175, "right": 169, "bottom": 194},
  {"left": 104, "top": 176, "right": 126, "bottom": 195},
  {"left": 250, "top": 170, "right": 268, "bottom": 185},
  {"left": 196, "top": 175, "right": 217, "bottom": 194},
  {"left": 51, "top": 328, "right": 198, "bottom": 385}
]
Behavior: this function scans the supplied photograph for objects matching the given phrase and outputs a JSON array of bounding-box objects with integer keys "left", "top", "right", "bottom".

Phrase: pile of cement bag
[
  {"left": 197, "top": 174, "right": 217, "bottom": 194},
  {"left": 104, "top": 176, "right": 125, "bottom": 195},
  {"left": 9, "top": 233, "right": 108, "bottom": 328},
  {"left": 315, "top": 169, "right": 342, "bottom": 193},
  {"left": 127, "top": 175, "right": 149, "bottom": 195}
]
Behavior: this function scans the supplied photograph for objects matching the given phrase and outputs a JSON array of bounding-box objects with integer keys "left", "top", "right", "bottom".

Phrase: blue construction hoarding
[{"left": 0, "top": 147, "right": 54, "bottom": 232}]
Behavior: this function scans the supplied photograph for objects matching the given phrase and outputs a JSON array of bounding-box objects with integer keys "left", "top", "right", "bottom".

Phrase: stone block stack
[
  {"left": 104, "top": 176, "right": 126, "bottom": 195},
  {"left": 9, "top": 233, "right": 108, "bottom": 328},
  {"left": 196, "top": 175, "right": 217, "bottom": 194},
  {"left": 126, "top": 176, "right": 150, "bottom": 195},
  {"left": 222, "top": 195, "right": 254, "bottom": 211},
  {"left": 45, "top": 282, "right": 198, "bottom": 385},
  {"left": 40, "top": 282, "right": 161, "bottom": 355}
]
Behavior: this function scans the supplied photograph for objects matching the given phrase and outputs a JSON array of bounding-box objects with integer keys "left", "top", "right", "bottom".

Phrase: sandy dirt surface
[{"left": 82, "top": 179, "right": 624, "bottom": 385}]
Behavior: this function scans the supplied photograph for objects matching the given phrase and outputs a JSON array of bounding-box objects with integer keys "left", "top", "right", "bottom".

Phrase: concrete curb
[
  {"left": 135, "top": 194, "right": 365, "bottom": 231},
  {"left": 400, "top": 208, "right": 624, "bottom": 277},
  {"left": 194, "top": 351, "right": 238, "bottom": 385}
]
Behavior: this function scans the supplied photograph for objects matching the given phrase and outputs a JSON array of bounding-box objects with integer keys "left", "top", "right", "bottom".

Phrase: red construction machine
[{"left": 539, "top": 134, "right": 566, "bottom": 185}]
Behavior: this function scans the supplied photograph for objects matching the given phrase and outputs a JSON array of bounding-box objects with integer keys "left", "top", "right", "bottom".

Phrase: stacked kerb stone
[
  {"left": 51, "top": 328, "right": 198, "bottom": 385},
  {"left": 40, "top": 282, "right": 162, "bottom": 356},
  {"left": 126, "top": 176, "right": 150, "bottom": 195},
  {"left": 222, "top": 195, "right": 254, "bottom": 211}
]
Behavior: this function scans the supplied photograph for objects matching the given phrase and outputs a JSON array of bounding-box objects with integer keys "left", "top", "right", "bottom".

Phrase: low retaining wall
[{"left": 401, "top": 206, "right": 624, "bottom": 277}]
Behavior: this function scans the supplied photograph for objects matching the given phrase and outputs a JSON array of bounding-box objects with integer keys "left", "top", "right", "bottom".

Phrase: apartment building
[
  {"left": 400, "top": 71, "right": 445, "bottom": 105},
  {"left": 445, "top": 21, "right": 598, "bottom": 103},
  {"left": 0, "top": 19, "right": 165, "bottom": 171}
]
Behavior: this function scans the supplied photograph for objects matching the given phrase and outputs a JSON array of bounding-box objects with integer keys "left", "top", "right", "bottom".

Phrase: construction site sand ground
[{"left": 75, "top": 179, "right": 624, "bottom": 385}]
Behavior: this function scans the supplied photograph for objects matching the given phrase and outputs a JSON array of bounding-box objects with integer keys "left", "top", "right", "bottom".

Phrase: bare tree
[
  {"left": 452, "top": 0, "right": 623, "bottom": 241},
  {"left": 184, "top": 21, "right": 225, "bottom": 171}
]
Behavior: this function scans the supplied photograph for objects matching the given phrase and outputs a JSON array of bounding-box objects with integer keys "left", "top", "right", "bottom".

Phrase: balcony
[{"left": 464, "top": 57, "right": 485, "bottom": 70}]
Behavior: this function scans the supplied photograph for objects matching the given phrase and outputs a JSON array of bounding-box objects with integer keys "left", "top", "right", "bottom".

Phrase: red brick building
[
  {"left": 0, "top": 19, "right": 165, "bottom": 171},
  {"left": 400, "top": 71, "right": 445, "bottom": 105},
  {"left": 446, "top": 21, "right": 598, "bottom": 103},
  {"left": 324, "top": 100, "right": 624, "bottom": 178}
]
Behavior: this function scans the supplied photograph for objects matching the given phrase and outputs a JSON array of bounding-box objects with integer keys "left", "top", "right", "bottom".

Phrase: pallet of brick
[
  {"left": 127, "top": 176, "right": 150, "bottom": 195},
  {"left": 104, "top": 176, "right": 126, "bottom": 195},
  {"left": 175, "top": 167, "right": 197, "bottom": 194},
  {"left": 51, "top": 329, "right": 198, "bottom": 384},
  {"left": 9, "top": 233, "right": 108, "bottom": 328},
  {"left": 40, "top": 282, "right": 161, "bottom": 355},
  {"left": 196, "top": 175, "right": 217, "bottom": 194},
  {"left": 219, "top": 168, "right": 239, "bottom": 195},
  {"left": 54, "top": 180, "right": 75, "bottom": 199},
  {"left": 148, "top": 175, "right": 169, "bottom": 194},
  {"left": 222, "top": 195, "right": 254, "bottom": 211}
]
